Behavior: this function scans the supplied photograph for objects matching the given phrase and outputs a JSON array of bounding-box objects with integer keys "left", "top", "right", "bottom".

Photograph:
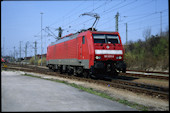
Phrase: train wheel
[
  {"left": 89, "top": 67, "right": 97, "bottom": 79},
  {"left": 59, "top": 65, "right": 63, "bottom": 74},
  {"left": 52, "top": 65, "right": 57, "bottom": 72},
  {"left": 110, "top": 70, "right": 118, "bottom": 76},
  {"left": 67, "top": 67, "right": 73, "bottom": 76},
  {"left": 67, "top": 71, "right": 72, "bottom": 76},
  {"left": 83, "top": 70, "right": 89, "bottom": 78},
  {"left": 73, "top": 67, "right": 77, "bottom": 76}
]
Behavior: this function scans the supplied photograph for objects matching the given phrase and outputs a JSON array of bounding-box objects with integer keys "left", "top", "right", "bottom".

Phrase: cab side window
[{"left": 82, "top": 36, "right": 85, "bottom": 44}]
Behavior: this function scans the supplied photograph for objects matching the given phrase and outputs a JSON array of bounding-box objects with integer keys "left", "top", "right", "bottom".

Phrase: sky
[{"left": 1, "top": 0, "right": 169, "bottom": 58}]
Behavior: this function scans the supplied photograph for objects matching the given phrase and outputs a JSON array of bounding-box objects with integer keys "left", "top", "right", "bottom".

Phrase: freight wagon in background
[{"left": 46, "top": 30, "right": 126, "bottom": 78}]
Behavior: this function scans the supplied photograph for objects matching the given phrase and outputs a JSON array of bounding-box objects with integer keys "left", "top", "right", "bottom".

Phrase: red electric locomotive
[{"left": 46, "top": 30, "right": 126, "bottom": 78}]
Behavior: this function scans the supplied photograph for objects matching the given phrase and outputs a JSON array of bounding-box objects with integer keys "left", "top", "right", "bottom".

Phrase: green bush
[
  {"left": 29, "top": 56, "right": 39, "bottom": 65},
  {"left": 38, "top": 57, "right": 46, "bottom": 66},
  {"left": 124, "top": 30, "right": 169, "bottom": 71}
]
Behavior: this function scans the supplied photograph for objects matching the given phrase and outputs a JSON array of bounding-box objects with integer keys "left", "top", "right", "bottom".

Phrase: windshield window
[
  {"left": 93, "top": 34, "right": 120, "bottom": 44},
  {"left": 93, "top": 34, "right": 105, "bottom": 43},
  {"left": 107, "top": 35, "right": 120, "bottom": 44},
  {"left": 94, "top": 39, "right": 105, "bottom": 43}
]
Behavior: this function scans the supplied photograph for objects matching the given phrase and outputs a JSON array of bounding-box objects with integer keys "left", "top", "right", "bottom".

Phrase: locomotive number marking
[{"left": 104, "top": 55, "right": 114, "bottom": 58}]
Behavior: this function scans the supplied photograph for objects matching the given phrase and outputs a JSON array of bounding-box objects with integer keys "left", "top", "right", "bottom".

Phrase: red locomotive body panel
[
  {"left": 46, "top": 31, "right": 95, "bottom": 69},
  {"left": 47, "top": 36, "right": 78, "bottom": 60}
]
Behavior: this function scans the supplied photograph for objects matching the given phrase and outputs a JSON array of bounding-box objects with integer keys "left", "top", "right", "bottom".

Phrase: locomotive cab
[{"left": 91, "top": 32, "right": 126, "bottom": 75}]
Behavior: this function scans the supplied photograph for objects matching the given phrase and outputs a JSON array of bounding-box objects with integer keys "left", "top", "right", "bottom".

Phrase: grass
[{"left": 21, "top": 73, "right": 148, "bottom": 111}]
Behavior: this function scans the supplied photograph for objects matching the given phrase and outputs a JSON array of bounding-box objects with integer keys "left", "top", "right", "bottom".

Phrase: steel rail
[
  {"left": 119, "top": 73, "right": 169, "bottom": 80},
  {"left": 126, "top": 69, "right": 169, "bottom": 74}
]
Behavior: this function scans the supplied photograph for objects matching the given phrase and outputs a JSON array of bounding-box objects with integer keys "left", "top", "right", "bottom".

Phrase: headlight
[
  {"left": 95, "top": 56, "right": 101, "bottom": 59},
  {"left": 116, "top": 56, "right": 122, "bottom": 59}
]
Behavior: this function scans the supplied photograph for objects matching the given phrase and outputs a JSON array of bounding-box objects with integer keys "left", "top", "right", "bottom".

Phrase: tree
[{"left": 142, "top": 27, "right": 151, "bottom": 41}]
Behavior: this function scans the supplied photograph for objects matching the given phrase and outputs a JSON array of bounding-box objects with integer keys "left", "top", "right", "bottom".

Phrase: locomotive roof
[
  {"left": 49, "top": 33, "right": 79, "bottom": 46},
  {"left": 80, "top": 30, "right": 119, "bottom": 35},
  {"left": 90, "top": 31, "right": 118, "bottom": 33},
  {"left": 48, "top": 30, "right": 119, "bottom": 47}
]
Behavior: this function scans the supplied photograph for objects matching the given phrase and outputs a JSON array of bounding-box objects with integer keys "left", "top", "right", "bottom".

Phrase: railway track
[
  {"left": 123, "top": 69, "right": 169, "bottom": 80},
  {"left": 119, "top": 72, "right": 169, "bottom": 80},
  {"left": 127, "top": 69, "right": 169, "bottom": 74},
  {"left": 2, "top": 63, "right": 169, "bottom": 100}
]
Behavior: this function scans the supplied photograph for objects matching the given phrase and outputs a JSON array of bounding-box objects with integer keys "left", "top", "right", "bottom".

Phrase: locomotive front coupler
[
  {"left": 92, "top": 60, "right": 117, "bottom": 74},
  {"left": 115, "top": 60, "right": 126, "bottom": 73}
]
